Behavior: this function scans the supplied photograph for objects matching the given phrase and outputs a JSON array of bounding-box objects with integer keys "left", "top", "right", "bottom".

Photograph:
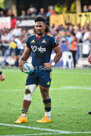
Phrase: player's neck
[{"left": 36, "top": 33, "right": 45, "bottom": 38}]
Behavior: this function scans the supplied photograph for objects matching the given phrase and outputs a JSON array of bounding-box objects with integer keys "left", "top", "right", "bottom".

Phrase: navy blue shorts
[{"left": 26, "top": 71, "right": 52, "bottom": 88}]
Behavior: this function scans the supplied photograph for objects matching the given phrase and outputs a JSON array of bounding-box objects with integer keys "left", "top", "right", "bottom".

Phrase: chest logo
[
  {"left": 31, "top": 46, "right": 37, "bottom": 52},
  {"left": 41, "top": 39, "right": 46, "bottom": 43},
  {"left": 31, "top": 45, "right": 46, "bottom": 53},
  {"left": 31, "top": 40, "right": 35, "bottom": 43}
]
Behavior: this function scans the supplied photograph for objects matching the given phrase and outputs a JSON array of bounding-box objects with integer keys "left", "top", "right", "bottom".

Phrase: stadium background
[
  {"left": 0, "top": 0, "right": 91, "bottom": 68},
  {"left": 0, "top": 0, "right": 91, "bottom": 15}
]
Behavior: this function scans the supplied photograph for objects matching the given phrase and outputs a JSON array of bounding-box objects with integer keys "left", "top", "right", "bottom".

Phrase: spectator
[
  {"left": 26, "top": 9, "right": 31, "bottom": 17},
  {"left": 54, "top": 1, "right": 62, "bottom": 14},
  {"left": 70, "top": 1, "right": 76, "bottom": 13},
  {"left": 7, "top": 9, "right": 14, "bottom": 17},
  {"left": 55, "top": 34, "right": 61, "bottom": 44},
  {"left": 83, "top": 5, "right": 88, "bottom": 12},
  {"left": 62, "top": 4, "right": 68, "bottom": 14},
  {"left": 46, "top": 5, "right": 56, "bottom": 17},
  {"left": 82, "top": 31, "right": 90, "bottom": 58},
  {"left": 75, "top": 27, "right": 82, "bottom": 43},
  {"left": 0, "top": 10, "right": 5, "bottom": 17},
  {"left": 59, "top": 29, "right": 67, "bottom": 44},
  {"left": 82, "top": 27, "right": 90, "bottom": 42},
  {"left": 11, "top": 24, "right": 21, "bottom": 37},
  {"left": 1, "top": 29, "right": 11, "bottom": 44},
  {"left": 28, "top": 4, "right": 37, "bottom": 17},
  {"left": 14, "top": 35, "right": 24, "bottom": 67},
  {"left": 46, "top": 5, "right": 56, "bottom": 25},
  {"left": 69, "top": 24, "right": 75, "bottom": 36},
  {"left": 38, "top": 8, "right": 46, "bottom": 17},
  {"left": 88, "top": 32, "right": 91, "bottom": 43},
  {"left": 66, "top": 31, "right": 78, "bottom": 67},
  {"left": 0, "top": 29, "right": 13, "bottom": 56},
  {"left": 20, "top": 10, "right": 26, "bottom": 18},
  {"left": 11, "top": 17, "right": 17, "bottom": 29},
  {"left": 88, "top": 5, "right": 91, "bottom": 12}
]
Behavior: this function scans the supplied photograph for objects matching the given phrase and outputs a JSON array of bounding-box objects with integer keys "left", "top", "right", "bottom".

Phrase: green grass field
[{"left": 0, "top": 68, "right": 91, "bottom": 136}]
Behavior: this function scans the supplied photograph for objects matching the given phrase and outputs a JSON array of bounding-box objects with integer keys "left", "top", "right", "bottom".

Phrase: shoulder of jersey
[
  {"left": 28, "top": 34, "right": 35, "bottom": 39},
  {"left": 27, "top": 35, "right": 35, "bottom": 42},
  {"left": 46, "top": 33, "right": 53, "bottom": 37}
]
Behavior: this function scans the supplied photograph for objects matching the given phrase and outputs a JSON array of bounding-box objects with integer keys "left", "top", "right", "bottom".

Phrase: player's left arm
[
  {"left": 52, "top": 45, "right": 62, "bottom": 65},
  {"left": 44, "top": 45, "right": 62, "bottom": 68}
]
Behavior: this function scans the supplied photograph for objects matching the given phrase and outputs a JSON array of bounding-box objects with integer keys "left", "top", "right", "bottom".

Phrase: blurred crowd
[
  {"left": 0, "top": 2, "right": 91, "bottom": 18},
  {"left": 0, "top": 1, "right": 91, "bottom": 68},
  {"left": 0, "top": 22, "right": 91, "bottom": 67}
]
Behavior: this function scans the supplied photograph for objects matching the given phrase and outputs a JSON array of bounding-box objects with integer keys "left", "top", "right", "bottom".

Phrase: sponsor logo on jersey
[
  {"left": 31, "top": 46, "right": 37, "bottom": 52},
  {"left": 31, "top": 40, "right": 35, "bottom": 43},
  {"left": 41, "top": 39, "right": 46, "bottom": 43},
  {"left": 31, "top": 45, "right": 46, "bottom": 53},
  {"left": 47, "top": 81, "right": 50, "bottom": 85}
]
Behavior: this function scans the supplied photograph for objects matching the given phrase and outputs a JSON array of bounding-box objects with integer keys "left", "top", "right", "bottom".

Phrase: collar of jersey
[{"left": 36, "top": 33, "right": 46, "bottom": 40}]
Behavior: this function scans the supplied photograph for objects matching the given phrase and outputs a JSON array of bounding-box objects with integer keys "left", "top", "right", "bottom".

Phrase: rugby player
[
  {"left": 0, "top": 70, "right": 5, "bottom": 81},
  {"left": 15, "top": 16, "right": 62, "bottom": 123}
]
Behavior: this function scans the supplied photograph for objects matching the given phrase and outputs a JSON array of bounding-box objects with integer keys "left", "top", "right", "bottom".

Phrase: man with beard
[{"left": 15, "top": 16, "right": 62, "bottom": 123}]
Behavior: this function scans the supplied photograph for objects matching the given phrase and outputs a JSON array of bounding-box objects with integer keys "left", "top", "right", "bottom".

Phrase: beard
[
  {"left": 35, "top": 29, "right": 44, "bottom": 36},
  {"left": 36, "top": 32, "right": 43, "bottom": 36}
]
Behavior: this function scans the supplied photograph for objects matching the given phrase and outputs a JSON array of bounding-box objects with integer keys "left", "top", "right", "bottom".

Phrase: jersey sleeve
[
  {"left": 51, "top": 37, "right": 59, "bottom": 49},
  {"left": 26, "top": 38, "right": 31, "bottom": 49}
]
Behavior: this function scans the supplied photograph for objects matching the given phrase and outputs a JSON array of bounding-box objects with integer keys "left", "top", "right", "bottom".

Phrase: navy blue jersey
[{"left": 26, "top": 34, "right": 59, "bottom": 77}]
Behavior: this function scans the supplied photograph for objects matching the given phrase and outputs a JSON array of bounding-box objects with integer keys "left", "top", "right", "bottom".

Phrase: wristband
[
  {"left": 0, "top": 71, "right": 2, "bottom": 75},
  {"left": 51, "top": 62, "right": 55, "bottom": 67}
]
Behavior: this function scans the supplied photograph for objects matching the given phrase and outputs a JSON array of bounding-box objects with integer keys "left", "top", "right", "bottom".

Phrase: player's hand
[
  {"left": 19, "top": 60, "right": 27, "bottom": 71},
  {"left": 0, "top": 74, "right": 5, "bottom": 81},
  {"left": 88, "top": 53, "right": 91, "bottom": 64},
  {"left": 44, "top": 63, "right": 52, "bottom": 69}
]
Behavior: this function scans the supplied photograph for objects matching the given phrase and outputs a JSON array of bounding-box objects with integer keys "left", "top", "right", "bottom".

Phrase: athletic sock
[
  {"left": 45, "top": 111, "right": 51, "bottom": 119},
  {"left": 43, "top": 98, "right": 51, "bottom": 119},
  {"left": 21, "top": 113, "right": 27, "bottom": 117},
  {"left": 21, "top": 109, "right": 28, "bottom": 117}
]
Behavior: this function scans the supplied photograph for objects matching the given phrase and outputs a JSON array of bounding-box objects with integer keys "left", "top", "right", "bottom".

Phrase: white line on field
[
  {"left": 1, "top": 86, "right": 91, "bottom": 92},
  {"left": 60, "top": 86, "right": 91, "bottom": 90},
  {"left": 53, "top": 71, "right": 91, "bottom": 75},
  {"left": 0, "top": 123, "right": 70, "bottom": 134},
  {"left": 0, "top": 133, "right": 59, "bottom": 136},
  {"left": 0, "top": 123, "right": 91, "bottom": 135},
  {"left": 3, "top": 69, "right": 91, "bottom": 75}
]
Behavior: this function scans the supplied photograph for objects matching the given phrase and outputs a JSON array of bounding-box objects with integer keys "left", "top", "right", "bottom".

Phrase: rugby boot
[
  {"left": 36, "top": 116, "right": 51, "bottom": 123},
  {"left": 14, "top": 116, "right": 27, "bottom": 124}
]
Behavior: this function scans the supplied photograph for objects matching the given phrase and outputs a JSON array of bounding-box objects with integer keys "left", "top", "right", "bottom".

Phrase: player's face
[{"left": 35, "top": 21, "right": 46, "bottom": 36}]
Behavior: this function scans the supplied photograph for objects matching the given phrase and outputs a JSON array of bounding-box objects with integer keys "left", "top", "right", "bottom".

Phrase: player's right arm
[
  {"left": 0, "top": 70, "right": 5, "bottom": 81},
  {"left": 19, "top": 47, "right": 31, "bottom": 71}
]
